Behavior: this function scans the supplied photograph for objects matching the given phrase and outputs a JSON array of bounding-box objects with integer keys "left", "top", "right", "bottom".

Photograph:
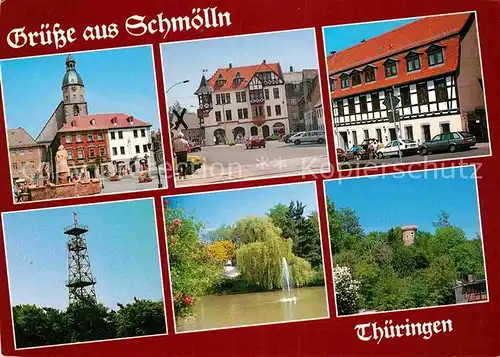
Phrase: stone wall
[{"left": 29, "top": 180, "right": 101, "bottom": 201}]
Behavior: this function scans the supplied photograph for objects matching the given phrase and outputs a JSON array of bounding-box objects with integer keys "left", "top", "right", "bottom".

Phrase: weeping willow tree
[{"left": 235, "top": 216, "right": 313, "bottom": 290}]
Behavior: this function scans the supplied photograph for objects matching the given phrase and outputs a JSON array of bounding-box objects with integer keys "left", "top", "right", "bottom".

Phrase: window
[
  {"left": 417, "top": 83, "right": 429, "bottom": 104},
  {"left": 329, "top": 77, "right": 336, "bottom": 91},
  {"left": 141, "top": 129, "right": 146, "bottom": 137},
  {"left": 110, "top": 132, "right": 116, "bottom": 140},
  {"left": 225, "top": 110, "right": 232, "bottom": 121},
  {"left": 401, "top": 87, "right": 411, "bottom": 106},
  {"left": 120, "top": 147, "right": 125, "bottom": 155},
  {"left": 216, "top": 94, "right": 221, "bottom": 105},
  {"left": 441, "top": 123, "right": 451, "bottom": 134},
  {"left": 241, "top": 92, "right": 247, "bottom": 102},
  {"left": 267, "top": 106, "right": 272, "bottom": 116},
  {"left": 264, "top": 89, "right": 270, "bottom": 100},
  {"left": 12, "top": 163, "right": 17, "bottom": 170},
  {"left": 371, "top": 92, "right": 380, "bottom": 111},
  {"left": 133, "top": 129, "right": 138, "bottom": 138},
  {"left": 435, "top": 79, "right": 448, "bottom": 101},
  {"left": 275, "top": 105, "right": 281, "bottom": 116},
  {"left": 215, "top": 111, "right": 222, "bottom": 122},
  {"left": 225, "top": 93, "right": 231, "bottom": 104},
  {"left": 135, "top": 145, "right": 140, "bottom": 154},
  {"left": 405, "top": 126, "right": 414, "bottom": 141},
  {"left": 384, "top": 61, "right": 398, "bottom": 77},
  {"left": 112, "top": 147, "right": 117, "bottom": 155},
  {"left": 97, "top": 132, "right": 103, "bottom": 141},
  {"left": 76, "top": 135, "right": 82, "bottom": 143},
  {"left": 100, "top": 147, "right": 105, "bottom": 156},
  {"left": 290, "top": 98, "right": 297, "bottom": 105},
  {"left": 363, "top": 129, "right": 369, "bottom": 139},
  {"left": 67, "top": 151, "right": 73, "bottom": 159},
  {"left": 252, "top": 105, "right": 264, "bottom": 117},
  {"left": 273, "top": 88, "right": 280, "bottom": 99},
  {"left": 376, "top": 128, "right": 382, "bottom": 142},
  {"left": 337, "top": 100, "right": 344, "bottom": 116},
  {"left": 21, "top": 162, "right": 25, "bottom": 169},
  {"left": 352, "top": 131, "right": 358, "bottom": 145},
  {"left": 236, "top": 92, "right": 241, "bottom": 102},
  {"left": 88, "top": 133, "right": 93, "bottom": 142},
  {"left": 237, "top": 108, "right": 249, "bottom": 119},
  {"left": 143, "top": 144, "right": 148, "bottom": 153},
  {"left": 359, "top": 95, "right": 368, "bottom": 113},
  {"left": 340, "top": 74, "right": 349, "bottom": 89},
  {"left": 406, "top": 53, "right": 421, "bottom": 72},
  {"left": 364, "top": 67, "right": 375, "bottom": 83},
  {"left": 65, "top": 135, "right": 72, "bottom": 144},
  {"left": 89, "top": 148, "right": 95, "bottom": 157},
  {"left": 348, "top": 98, "right": 356, "bottom": 114},
  {"left": 428, "top": 47, "right": 444, "bottom": 67},
  {"left": 118, "top": 131, "right": 123, "bottom": 139},
  {"left": 352, "top": 71, "right": 362, "bottom": 86},
  {"left": 78, "top": 149, "right": 84, "bottom": 159}
]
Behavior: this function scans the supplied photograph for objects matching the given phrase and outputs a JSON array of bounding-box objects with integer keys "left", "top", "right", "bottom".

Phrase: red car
[{"left": 246, "top": 136, "right": 266, "bottom": 149}]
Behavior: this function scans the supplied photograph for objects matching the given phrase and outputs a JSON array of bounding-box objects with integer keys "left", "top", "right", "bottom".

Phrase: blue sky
[
  {"left": 161, "top": 29, "right": 319, "bottom": 110},
  {"left": 325, "top": 167, "right": 481, "bottom": 238},
  {"left": 165, "top": 182, "right": 318, "bottom": 234},
  {"left": 3, "top": 199, "right": 164, "bottom": 310},
  {"left": 0, "top": 45, "right": 160, "bottom": 139},
  {"left": 323, "top": 18, "right": 418, "bottom": 54}
]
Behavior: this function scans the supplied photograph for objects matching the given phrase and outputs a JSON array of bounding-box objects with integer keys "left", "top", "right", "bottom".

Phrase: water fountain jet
[{"left": 280, "top": 257, "right": 297, "bottom": 303}]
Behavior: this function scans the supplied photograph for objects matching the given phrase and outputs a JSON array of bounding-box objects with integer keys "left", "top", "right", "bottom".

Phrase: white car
[
  {"left": 376, "top": 139, "right": 419, "bottom": 158},
  {"left": 289, "top": 130, "right": 326, "bottom": 145}
]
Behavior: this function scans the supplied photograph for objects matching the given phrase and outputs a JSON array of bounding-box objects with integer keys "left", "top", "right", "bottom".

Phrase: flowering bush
[
  {"left": 207, "top": 240, "right": 236, "bottom": 263},
  {"left": 333, "top": 265, "right": 360, "bottom": 316},
  {"left": 164, "top": 201, "right": 222, "bottom": 317}
]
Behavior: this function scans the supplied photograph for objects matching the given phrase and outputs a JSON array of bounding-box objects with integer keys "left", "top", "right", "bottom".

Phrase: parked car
[
  {"left": 283, "top": 133, "right": 295, "bottom": 143},
  {"left": 189, "top": 141, "right": 202, "bottom": 152},
  {"left": 336, "top": 148, "right": 360, "bottom": 161},
  {"left": 289, "top": 130, "right": 326, "bottom": 145},
  {"left": 246, "top": 135, "right": 266, "bottom": 149},
  {"left": 377, "top": 139, "right": 418, "bottom": 158},
  {"left": 419, "top": 131, "right": 476, "bottom": 155}
]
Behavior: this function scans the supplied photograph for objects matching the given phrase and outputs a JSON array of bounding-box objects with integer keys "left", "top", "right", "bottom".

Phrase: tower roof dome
[{"left": 62, "top": 54, "right": 84, "bottom": 88}]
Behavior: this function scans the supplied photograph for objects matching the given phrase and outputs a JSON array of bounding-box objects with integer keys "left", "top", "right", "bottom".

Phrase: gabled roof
[
  {"left": 58, "top": 113, "right": 151, "bottom": 133},
  {"left": 207, "top": 61, "right": 283, "bottom": 91},
  {"left": 7, "top": 128, "right": 39, "bottom": 148},
  {"left": 327, "top": 13, "right": 470, "bottom": 74}
]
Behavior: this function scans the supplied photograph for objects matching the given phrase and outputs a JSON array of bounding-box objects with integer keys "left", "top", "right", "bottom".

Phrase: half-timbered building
[
  {"left": 327, "top": 12, "right": 487, "bottom": 150},
  {"left": 195, "top": 61, "right": 289, "bottom": 145}
]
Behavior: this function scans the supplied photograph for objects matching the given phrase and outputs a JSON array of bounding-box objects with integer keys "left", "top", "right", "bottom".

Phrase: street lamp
[
  {"left": 147, "top": 138, "right": 163, "bottom": 189},
  {"left": 166, "top": 80, "right": 190, "bottom": 94}
]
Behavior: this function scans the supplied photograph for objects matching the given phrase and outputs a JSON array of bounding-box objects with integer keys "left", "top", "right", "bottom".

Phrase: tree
[
  {"left": 338, "top": 208, "right": 364, "bottom": 240},
  {"left": 333, "top": 265, "right": 360, "bottom": 316},
  {"left": 202, "top": 224, "right": 236, "bottom": 244},
  {"left": 65, "top": 300, "right": 116, "bottom": 343},
  {"left": 233, "top": 216, "right": 282, "bottom": 245},
  {"left": 207, "top": 240, "right": 236, "bottom": 263},
  {"left": 424, "top": 255, "right": 458, "bottom": 306},
  {"left": 116, "top": 298, "right": 166, "bottom": 338},
  {"left": 433, "top": 210, "right": 452, "bottom": 229},
  {"left": 449, "top": 238, "right": 485, "bottom": 280}
]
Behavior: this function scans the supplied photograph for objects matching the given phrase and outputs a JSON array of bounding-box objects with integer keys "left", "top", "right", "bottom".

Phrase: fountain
[{"left": 280, "top": 257, "right": 297, "bottom": 302}]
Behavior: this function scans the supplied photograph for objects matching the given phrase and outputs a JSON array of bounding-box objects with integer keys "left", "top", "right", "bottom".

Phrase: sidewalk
[{"left": 175, "top": 155, "right": 330, "bottom": 186}]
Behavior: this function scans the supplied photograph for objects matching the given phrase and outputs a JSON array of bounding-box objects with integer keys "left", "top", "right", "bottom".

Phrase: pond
[{"left": 176, "top": 286, "right": 329, "bottom": 332}]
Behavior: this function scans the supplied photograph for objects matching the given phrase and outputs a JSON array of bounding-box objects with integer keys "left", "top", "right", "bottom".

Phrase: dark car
[
  {"left": 189, "top": 141, "right": 202, "bottom": 152},
  {"left": 246, "top": 136, "right": 266, "bottom": 149},
  {"left": 283, "top": 133, "right": 295, "bottom": 143},
  {"left": 419, "top": 131, "right": 476, "bottom": 155}
]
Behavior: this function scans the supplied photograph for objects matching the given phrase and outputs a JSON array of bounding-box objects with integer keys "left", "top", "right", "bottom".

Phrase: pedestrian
[
  {"left": 173, "top": 132, "right": 190, "bottom": 179},
  {"left": 213, "top": 136, "right": 217, "bottom": 146}
]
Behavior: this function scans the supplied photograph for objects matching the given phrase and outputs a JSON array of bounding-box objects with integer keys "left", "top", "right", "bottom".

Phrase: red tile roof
[
  {"left": 58, "top": 113, "right": 151, "bottom": 133},
  {"left": 208, "top": 61, "right": 283, "bottom": 91},
  {"left": 327, "top": 13, "right": 471, "bottom": 99}
]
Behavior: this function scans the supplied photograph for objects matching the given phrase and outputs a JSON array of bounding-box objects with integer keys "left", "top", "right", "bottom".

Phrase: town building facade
[
  {"left": 8, "top": 128, "right": 45, "bottom": 183},
  {"left": 302, "top": 75, "right": 325, "bottom": 131},
  {"left": 327, "top": 13, "right": 487, "bottom": 150},
  {"left": 195, "top": 61, "right": 289, "bottom": 145}
]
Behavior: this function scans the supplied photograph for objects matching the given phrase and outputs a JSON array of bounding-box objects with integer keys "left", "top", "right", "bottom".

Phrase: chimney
[
  {"left": 467, "top": 274, "right": 473, "bottom": 283},
  {"left": 262, "top": 60, "right": 266, "bottom": 64},
  {"left": 229, "top": 63, "right": 232, "bottom": 69},
  {"left": 289, "top": 66, "right": 294, "bottom": 72},
  {"left": 330, "top": 51, "right": 336, "bottom": 56}
]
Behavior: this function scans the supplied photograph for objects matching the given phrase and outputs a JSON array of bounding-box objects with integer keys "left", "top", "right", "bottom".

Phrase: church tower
[{"left": 62, "top": 54, "right": 88, "bottom": 120}]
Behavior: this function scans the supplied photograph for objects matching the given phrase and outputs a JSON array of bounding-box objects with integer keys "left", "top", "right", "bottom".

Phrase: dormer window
[
  {"left": 90, "top": 119, "right": 96, "bottom": 126},
  {"left": 405, "top": 51, "right": 421, "bottom": 72},
  {"left": 351, "top": 70, "right": 362, "bottom": 86},
  {"left": 215, "top": 73, "right": 226, "bottom": 87},
  {"left": 233, "top": 71, "right": 244, "bottom": 85},
  {"left": 427, "top": 45, "right": 444, "bottom": 67},
  {"left": 111, "top": 116, "right": 118, "bottom": 126},
  {"left": 340, "top": 74, "right": 350, "bottom": 89},
  {"left": 364, "top": 66, "right": 376, "bottom": 83},
  {"left": 126, "top": 116, "right": 134, "bottom": 124},
  {"left": 329, "top": 75, "right": 336, "bottom": 91},
  {"left": 384, "top": 58, "right": 398, "bottom": 78}
]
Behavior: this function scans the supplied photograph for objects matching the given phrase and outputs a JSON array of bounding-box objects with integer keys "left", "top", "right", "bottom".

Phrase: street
[
  {"left": 338, "top": 143, "right": 491, "bottom": 170},
  {"left": 101, "top": 169, "right": 165, "bottom": 194},
  {"left": 176, "top": 140, "right": 330, "bottom": 186}
]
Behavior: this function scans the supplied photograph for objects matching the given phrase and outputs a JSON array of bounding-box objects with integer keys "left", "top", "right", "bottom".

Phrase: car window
[
  {"left": 431, "top": 135, "right": 440, "bottom": 141},
  {"left": 451, "top": 133, "right": 461, "bottom": 139},
  {"left": 441, "top": 133, "right": 452, "bottom": 140},
  {"left": 461, "top": 131, "right": 474, "bottom": 138},
  {"left": 385, "top": 142, "right": 392, "bottom": 148}
]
